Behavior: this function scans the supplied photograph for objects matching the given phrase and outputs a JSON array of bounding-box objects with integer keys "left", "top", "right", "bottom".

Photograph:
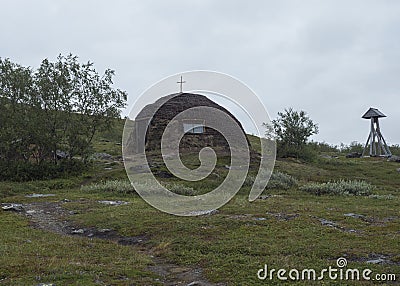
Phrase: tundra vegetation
[{"left": 0, "top": 56, "right": 399, "bottom": 285}]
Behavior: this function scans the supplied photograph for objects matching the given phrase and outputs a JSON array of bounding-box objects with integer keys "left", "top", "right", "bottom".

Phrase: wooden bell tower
[{"left": 362, "top": 107, "right": 391, "bottom": 157}]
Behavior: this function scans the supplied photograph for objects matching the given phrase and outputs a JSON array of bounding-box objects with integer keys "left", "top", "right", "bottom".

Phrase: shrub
[
  {"left": 267, "top": 171, "right": 298, "bottom": 189},
  {"left": 277, "top": 142, "right": 318, "bottom": 162},
  {"left": 81, "top": 180, "right": 205, "bottom": 196},
  {"left": 368, "top": 194, "right": 394, "bottom": 200},
  {"left": 300, "top": 180, "right": 373, "bottom": 196},
  {"left": 0, "top": 159, "right": 86, "bottom": 181},
  {"left": 270, "top": 108, "right": 319, "bottom": 161},
  {"left": 164, "top": 183, "right": 202, "bottom": 196},
  {"left": 308, "top": 141, "right": 339, "bottom": 153},
  {"left": 244, "top": 171, "right": 297, "bottom": 190},
  {"left": 81, "top": 180, "right": 135, "bottom": 194},
  {"left": 340, "top": 141, "right": 364, "bottom": 154}
]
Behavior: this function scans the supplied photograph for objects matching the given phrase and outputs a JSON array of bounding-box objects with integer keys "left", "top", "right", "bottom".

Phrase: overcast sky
[{"left": 1, "top": 0, "right": 399, "bottom": 145}]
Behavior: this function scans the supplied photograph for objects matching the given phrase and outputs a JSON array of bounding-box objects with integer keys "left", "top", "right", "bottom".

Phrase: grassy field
[{"left": 0, "top": 132, "right": 399, "bottom": 285}]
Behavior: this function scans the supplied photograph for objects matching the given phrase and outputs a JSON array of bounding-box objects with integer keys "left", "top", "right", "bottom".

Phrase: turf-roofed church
[{"left": 134, "top": 92, "right": 251, "bottom": 154}]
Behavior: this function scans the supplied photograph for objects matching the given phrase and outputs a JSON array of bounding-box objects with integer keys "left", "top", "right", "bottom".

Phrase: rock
[
  {"left": 258, "top": 194, "right": 283, "bottom": 200},
  {"left": 266, "top": 212, "right": 299, "bottom": 221},
  {"left": 346, "top": 152, "right": 362, "bottom": 158},
  {"left": 388, "top": 155, "right": 400, "bottom": 162},
  {"left": 118, "top": 236, "right": 144, "bottom": 245},
  {"left": 319, "top": 218, "right": 337, "bottom": 227},
  {"left": 154, "top": 170, "right": 174, "bottom": 178},
  {"left": 25, "top": 194, "right": 55, "bottom": 198},
  {"left": 366, "top": 258, "right": 386, "bottom": 264},
  {"left": 129, "top": 165, "right": 147, "bottom": 173},
  {"left": 344, "top": 213, "right": 366, "bottom": 219},
  {"left": 184, "top": 209, "right": 219, "bottom": 216},
  {"left": 224, "top": 165, "right": 246, "bottom": 170},
  {"left": 114, "top": 156, "right": 123, "bottom": 161},
  {"left": 98, "top": 200, "right": 129, "bottom": 206},
  {"left": 226, "top": 214, "right": 252, "bottom": 220},
  {"left": 162, "top": 153, "right": 176, "bottom": 159},
  {"left": 187, "top": 282, "right": 207, "bottom": 286},
  {"left": 254, "top": 217, "right": 267, "bottom": 221},
  {"left": 71, "top": 229, "right": 85, "bottom": 234},
  {"left": 56, "top": 149, "right": 69, "bottom": 159},
  {"left": 365, "top": 253, "right": 390, "bottom": 264},
  {"left": 258, "top": 195, "right": 269, "bottom": 200},
  {"left": 92, "top": 152, "right": 113, "bottom": 160},
  {"left": 1, "top": 203, "right": 24, "bottom": 212}
]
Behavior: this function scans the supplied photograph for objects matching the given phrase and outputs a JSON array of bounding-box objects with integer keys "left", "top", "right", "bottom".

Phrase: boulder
[
  {"left": 346, "top": 152, "right": 362, "bottom": 158},
  {"left": 71, "top": 229, "right": 85, "bottom": 234},
  {"left": 1, "top": 203, "right": 24, "bottom": 212},
  {"left": 344, "top": 213, "right": 366, "bottom": 219},
  {"left": 319, "top": 218, "right": 337, "bottom": 227},
  {"left": 98, "top": 200, "right": 129, "bottom": 206},
  {"left": 56, "top": 150, "right": 69, "bottom": 159},
  {"left": 366, "top": 258, "right": 386, "bottom": 264},
  {"left": 388, "top": 155, "right": 400, "bottom": 162}
]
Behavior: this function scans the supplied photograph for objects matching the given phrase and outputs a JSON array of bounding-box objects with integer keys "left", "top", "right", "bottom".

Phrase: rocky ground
[{"left": 2, "top": 199, "right": 224, "bottom": 286}]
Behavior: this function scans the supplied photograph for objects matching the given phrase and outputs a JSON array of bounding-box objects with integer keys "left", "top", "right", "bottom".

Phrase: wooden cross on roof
[{"left": 177, "top": 76, "right": 186, "bottom": 93}]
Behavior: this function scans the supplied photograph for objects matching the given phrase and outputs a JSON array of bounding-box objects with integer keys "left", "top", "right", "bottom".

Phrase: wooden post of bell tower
[{"left": 361, "top": 107, "right": 391, "bottom": 157}]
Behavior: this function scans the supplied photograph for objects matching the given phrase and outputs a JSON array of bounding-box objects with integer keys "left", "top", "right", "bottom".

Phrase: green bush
[
  {"left": 308, "top": 141, "right": 339, "bottom": 153},
  {"left": 164, "top": 183, "right": 203, "bottom": 196},
  {"left": 271, "top": 108, "right": 319, "bottom": 161},
  {"left": 81, "top": 180, "right": 135, "bottom": 194},
  {"left": 267, "top": 171, "right": 298, "bottom": 189},
  {"left": 340, "top": 141, "right": 364, "bottom": 154},
  {"left": 277, "top": 142, "right": 318, "bottom": 162},
  {"left": 0, "top": 160, "right": 86, "bottom": 181},
  {"left": 368, "top": 194, "right": 394, "bottom": 200},
  {"left": 245, "top": 171, "right": 297, "bottom": 190},
  {"left": 300, "top": 180, "right": 373, "bottom": 196},
  {"left": 390, "top": 144, "right": 400, "bottom": 156},
  {"left": 81, "top": 180, "right": 205, "bottom": 196}
]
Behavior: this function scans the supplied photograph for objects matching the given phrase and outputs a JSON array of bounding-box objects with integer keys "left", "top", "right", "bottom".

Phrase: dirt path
[{"left": 3, "top": 201, "right": 223, "bottom": 286}]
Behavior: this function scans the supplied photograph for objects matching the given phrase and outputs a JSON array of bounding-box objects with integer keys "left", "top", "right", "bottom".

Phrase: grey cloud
[{"left": 1, "top": 0, "right": 399, "bottom": 145}]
